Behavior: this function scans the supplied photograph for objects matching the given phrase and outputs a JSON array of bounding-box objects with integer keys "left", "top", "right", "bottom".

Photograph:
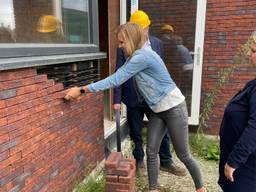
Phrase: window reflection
[
  {"left": 62, "top": 0, "right": 89, "bottom": 43},
  {"left": 0, "top": 0, "right": 15, "bottom": 42},
  {"left": 0, "top": 0, "right": 89, "bottom": 43}
]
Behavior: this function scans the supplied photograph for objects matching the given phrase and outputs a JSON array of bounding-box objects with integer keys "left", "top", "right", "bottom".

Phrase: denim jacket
[{"left": 88, "top": 46, "right": 177, "bottom": 107}]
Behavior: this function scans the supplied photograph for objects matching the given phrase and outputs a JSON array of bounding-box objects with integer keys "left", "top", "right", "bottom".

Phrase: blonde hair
[{"left": 116, "top": 22, "right": 147, "bottom": 56}]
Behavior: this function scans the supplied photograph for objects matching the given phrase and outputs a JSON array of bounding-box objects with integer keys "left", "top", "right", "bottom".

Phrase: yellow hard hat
[
  {"left": 161, "top": 24, "right": 174, "bottom": 32},
  {"left": 37, "top": 15, "right": 61, "bottom": 33},
  {"left": 130, "top": 10, "right": 151, "bottom": 29}
]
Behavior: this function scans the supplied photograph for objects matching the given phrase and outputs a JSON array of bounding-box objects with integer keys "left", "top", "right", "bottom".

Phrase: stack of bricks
[{"left": 105, "top": 152, "right": 136, "bottom": 192}]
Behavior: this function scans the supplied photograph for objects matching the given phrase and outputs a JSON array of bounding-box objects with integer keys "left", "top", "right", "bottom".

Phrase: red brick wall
[
  {"left": 202, "top": 0, "right": 256, "bottom": 134},
  {"left": 0, "top": 68, "right": 105, "bottom": 191}
]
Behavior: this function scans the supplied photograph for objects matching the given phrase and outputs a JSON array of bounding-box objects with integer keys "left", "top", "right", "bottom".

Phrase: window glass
[{"left": 0, "top": 0, "right": 89, "bottom": 43}]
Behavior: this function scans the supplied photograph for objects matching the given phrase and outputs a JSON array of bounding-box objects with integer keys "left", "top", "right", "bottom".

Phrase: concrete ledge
[{"left": 0, "top": 52, "right": 107, "bottom": 71}]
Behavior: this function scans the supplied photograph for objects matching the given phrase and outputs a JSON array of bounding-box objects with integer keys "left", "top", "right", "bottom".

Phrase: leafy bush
[{"left": 189, "top": 134, "right": 220, "bottom": 161}]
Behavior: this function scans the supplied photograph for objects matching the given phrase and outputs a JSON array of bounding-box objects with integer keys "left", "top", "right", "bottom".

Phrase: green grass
[{"left": 74, "top": 174, "right": 105, "bottom": 192}]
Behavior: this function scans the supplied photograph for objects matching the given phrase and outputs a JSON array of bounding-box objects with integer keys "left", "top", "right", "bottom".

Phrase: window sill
[{"left": 0, "top": 52, "right": 107, "bottom": 71}]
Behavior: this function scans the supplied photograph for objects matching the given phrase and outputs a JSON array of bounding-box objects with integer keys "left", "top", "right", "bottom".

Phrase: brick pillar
[{"left": 105, "top": 152, "right": 136, "bottom": 192}]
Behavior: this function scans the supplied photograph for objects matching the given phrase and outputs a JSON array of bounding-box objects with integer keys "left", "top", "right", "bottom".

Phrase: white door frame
[
  {"left": 189, "top": 0, "right": 207, "bottom": 125},
  {"left": 120, "top": 0, "right": 127, "bottom": 24}
]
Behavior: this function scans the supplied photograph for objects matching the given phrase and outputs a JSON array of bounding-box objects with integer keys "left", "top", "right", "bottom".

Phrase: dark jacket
[
  {"left": 218, "top": 79, "right": 256, "bottom": 192},
  {"left": 113, "top": 36, "right": 164, "bottom": 107}
]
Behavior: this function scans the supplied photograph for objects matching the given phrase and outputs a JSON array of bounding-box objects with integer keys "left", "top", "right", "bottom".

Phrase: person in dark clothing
[
  {"left": 113, "top": 10, "right": 186, "bottom": 176},
  {"left": 218, "top": 79, "right": 256, "bottom": 192}
]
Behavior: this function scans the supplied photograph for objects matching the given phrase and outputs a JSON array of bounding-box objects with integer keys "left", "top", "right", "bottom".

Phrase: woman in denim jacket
[{"left": 65, "top": 23, "right": 206, "bottom": 192}]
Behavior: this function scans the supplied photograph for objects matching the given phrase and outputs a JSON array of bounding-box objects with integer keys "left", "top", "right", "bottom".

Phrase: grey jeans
[{"left": 146, "top": 101, "right": 203, "bottom": 190}]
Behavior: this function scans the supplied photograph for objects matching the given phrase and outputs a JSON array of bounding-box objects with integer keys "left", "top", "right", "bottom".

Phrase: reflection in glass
[
  {"left": 62, "top": 0, "right": 89, "bottom": 43},
  {"left": 0, "top": 0, "right": 89, "bottom": 44},
  {"left": 0, "top": 0, "right": 15, "bottom": 42},
  {"left": 140, "top": 0, "right": 197, "bottom": 115}
]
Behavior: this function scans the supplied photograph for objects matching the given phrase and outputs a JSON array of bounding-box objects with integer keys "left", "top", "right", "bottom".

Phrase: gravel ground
[
  {"left": 135, "top": 154, "right": 222, "bottom": 192},
  {"left": 121, "top": 136, "right": 222, "bottom": 192}
]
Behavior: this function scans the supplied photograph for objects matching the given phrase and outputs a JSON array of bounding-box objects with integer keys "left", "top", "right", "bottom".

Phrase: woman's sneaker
[{"left": 160, "top": 163, "right": 186, "bottom": 176}]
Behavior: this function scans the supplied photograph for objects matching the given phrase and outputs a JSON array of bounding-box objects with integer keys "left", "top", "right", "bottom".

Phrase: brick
[
  {"left": 8, "top": 183, "right": 25, "bottom": 192},
  {"left": 0, "top": 68, "right": 36, "bottom": 82},
  {"left": 0, "top": 134, "right": 9, "bottom": 145},
  {"left": 0, "top": 150, "right": 9, "bottom": 162},
  {"left": 0, "top": 108, "right": 8, "bottom": 119},
  {"left": 105, "top": 182, "right": 130, "bottom": 192},
  {"left": 106, "top": 161, "right": 131, "bottom": 177},
  {"left": 0, "top": 167, "right": 23, "bottom": 187},
  {"left": 0, "top": 100, "right": 6, "bottom": 109},
  {"left": 106, "top": 175, "right": 118, "bottom": 183},
  {"left": 119, "top": 167, "right": 135, "bottom": 184},
  {"left": 6, "top": 92, "right": 37, "bottom": 107},
  {"left": 16, "top": 85, "right": 37, "bottom": 96},
  {"left": 0, "top": 89, "right": 16, "bottom": 99},
  {"left": 6, "top": 106, "right": 20, "bottom": 116},
  {"left": 0, "top": 139, "right": 19, "bottom": 153},
  {"left": 13, "top": 171, "right": 31, "bottom": 185},
  {"left": 105, "top": 152, "right": 123, "bottom": 169},
  {"left": 0, "top": 80, "right": 22, "bottom": 91},
  {"left": 34, "top": 74, "right": 48, "bottom": 83},
  {"left": 0, "top": 152, "right": 21, "bottom": 170},
  {"left": 0, "top": 124, "right": 17, "bottom": 136},
  {"left": 0, "top": 118, "right": 7, "bottom": 127}
]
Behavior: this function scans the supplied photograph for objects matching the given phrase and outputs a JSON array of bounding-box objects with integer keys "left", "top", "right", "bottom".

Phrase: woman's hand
[
  {"left": 224, "top": 163, "right": 236, "bottom": 182},
  {"left": 64, "top": 86, "right": 82, "bottom": 100}
]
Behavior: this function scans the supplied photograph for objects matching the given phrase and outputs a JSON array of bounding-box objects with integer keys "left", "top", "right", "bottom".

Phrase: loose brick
[
  {"left": 106, "top": 161, "right": 131, "bottom": 177},
  {"left": 105, "top": 152, "right": 123, "bottom": 169}
]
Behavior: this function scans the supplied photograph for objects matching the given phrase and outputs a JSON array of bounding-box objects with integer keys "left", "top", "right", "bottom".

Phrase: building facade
[
  {"left": 0, "top": 0, "right": 256, "bottom": 191},
  {"left": 0, "top": 1, "right": 106, "bottom": 191}
]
